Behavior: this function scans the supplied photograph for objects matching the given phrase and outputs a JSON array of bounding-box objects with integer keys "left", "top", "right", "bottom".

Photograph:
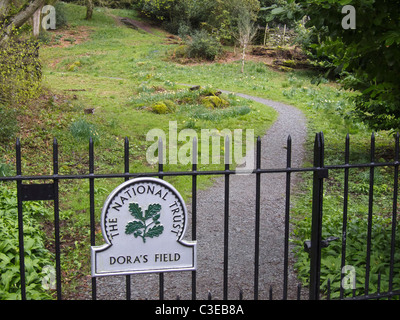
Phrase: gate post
[{"left": 309, "top": 132, "right": 328, "bottom": 300}]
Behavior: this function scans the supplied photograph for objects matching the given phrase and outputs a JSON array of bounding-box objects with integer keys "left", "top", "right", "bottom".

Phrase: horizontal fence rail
[{"left": 1, "top": 132, "right": 399, "bottom": 300}]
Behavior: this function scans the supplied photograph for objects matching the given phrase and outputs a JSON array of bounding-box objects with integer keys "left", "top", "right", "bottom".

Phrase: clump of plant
[
  {"left": 69, "top": 118, "right": 99, "bottom": 143},
  {"left": 200, "top": 96, "right": 229, "bottom": 109},
  {"left": 198, "top": 88, "right": 229, "bottom": 109},
  {"left": 151, "top": 100, "right": 178, "bottom": 114},
  {"left": 185, "top": 30, "right": 222, "bottom": 61}
]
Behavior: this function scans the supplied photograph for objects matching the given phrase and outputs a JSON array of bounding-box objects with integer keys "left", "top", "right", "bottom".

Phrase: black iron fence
[{"left": 0, "top": 131, "right": 399, "bottom": 300}]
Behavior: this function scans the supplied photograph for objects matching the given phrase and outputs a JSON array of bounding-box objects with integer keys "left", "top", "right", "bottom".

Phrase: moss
[
  {"left": 283, "top": 60, "right": 296, "bottom": 67},
  {"left": 151, "top": 100, "right": 177, "bottom": 114},
  {"left": 200, "top": 96, "right": 229, "bottom": 109},
  {"left": 164, "top": 99, "right": 178, "bottom": 113},
  {"left": 151, "top": 102, "right": 168, "bottom": 114},
  {"left": 278, "top": 66, "right": 293, "bottom": 72},
  {"left": 67, "top": 61, "right": 81, "bottom": 72}
]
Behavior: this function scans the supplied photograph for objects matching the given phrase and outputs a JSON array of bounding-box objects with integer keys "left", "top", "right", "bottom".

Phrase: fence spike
[
  {"left": 297, "top": 283, "right": 302, "bottom": 300},
  {"left": 269, "top": 286, "right": 273, "bottom": 300}
]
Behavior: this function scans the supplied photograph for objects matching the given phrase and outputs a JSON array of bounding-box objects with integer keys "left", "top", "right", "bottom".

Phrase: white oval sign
[{"left": 91, "top": 177, "right": 196, "bottom": 277}]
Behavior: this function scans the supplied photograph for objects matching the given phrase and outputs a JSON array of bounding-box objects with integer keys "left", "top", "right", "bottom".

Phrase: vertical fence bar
[
  {"left": 254, "top": 137, "right": 261, "bottom": 300},
  {"left": 223, "top": 136, "right": 230, "bottom": 300},
  {"left": 53, "top": 138, "right": 62, "bottom": 300},
  {"left": 389, "top": 133, "right": 399, "bottom": 296},
  {"left": 340, "top": 134, "right": 350, "bottom": 299},
  {"left": 283, "top": 135, "right": 292, "bottom": 300},
  {"left": 192, "top": 137, "right": 198, "bottom": 300},
  {"left": 16, "top": 138, "right": 26, "bottom": 300},
  {"left": 158, "top": 138, "right": 164, "bottom": 300},
  {"left": 365, "top": 132, "right": 375, "bottom": 295},
  {"left": 309, "top": 132, "right": 326, "bottom": 300},
  {"left": 89, "top": 137, "right": 97, "bottom": 300},
  {"left": 124, "top": 137, "right": 131, "bottom": 300}
]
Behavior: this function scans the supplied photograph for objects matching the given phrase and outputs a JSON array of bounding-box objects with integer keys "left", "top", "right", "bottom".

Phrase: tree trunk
[
  {"left": 241, "top": 44, "right": 246, "bottom": 73},
  {"left": 85, "top": 0, "right": 93, "bottom": 20}
]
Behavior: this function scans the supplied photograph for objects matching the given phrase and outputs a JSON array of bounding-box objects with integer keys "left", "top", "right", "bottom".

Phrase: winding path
[{"left": 94, "top": 90, "right": 308, "bottom": 300}]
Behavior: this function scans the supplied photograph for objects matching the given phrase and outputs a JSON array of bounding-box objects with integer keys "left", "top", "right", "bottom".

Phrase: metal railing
[{"left": 1, "top": 131, "right": 399, "bottom": 300}]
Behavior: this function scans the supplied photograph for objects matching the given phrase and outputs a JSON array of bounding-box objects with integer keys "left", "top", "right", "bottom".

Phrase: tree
[
  {"left": 235, "top": 8, "right": 258, "bottom": 73},
  {"left": 298, "top": 0, "right": 400, "bottom": 131},
  {"left": 0, "top": 0, "right": 46, "bottom": 44},
  {"left": 85, "top": 0, "right": 93, "bottom": 20}
]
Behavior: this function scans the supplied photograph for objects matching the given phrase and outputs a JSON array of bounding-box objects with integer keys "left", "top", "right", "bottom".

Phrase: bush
[
  {"left": 0, "top": 105, "right": 18, "bottom": 143},
  {"left": 186, "top": 30, "right": 222, "bottom": 61},
  {"left": 55, "top": 1, "right": 68, "bottom": 28}
]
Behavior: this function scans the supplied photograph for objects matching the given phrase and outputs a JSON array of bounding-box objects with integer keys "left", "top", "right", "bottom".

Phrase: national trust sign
[{"left": 91, "top": 178, "right": 197, "bottom": 277}]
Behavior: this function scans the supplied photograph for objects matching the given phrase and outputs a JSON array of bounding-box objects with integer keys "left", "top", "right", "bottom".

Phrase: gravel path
[{"left": 93, "top": 91, "right": 308, "bottom": 300}]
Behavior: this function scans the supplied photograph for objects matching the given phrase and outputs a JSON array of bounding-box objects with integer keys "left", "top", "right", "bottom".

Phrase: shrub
[
  {"left": 55, "top": 1, "right": 68, "bottom": 28},
  {"left": 186, "top": 30, "right": 222, "bottom": 61}
]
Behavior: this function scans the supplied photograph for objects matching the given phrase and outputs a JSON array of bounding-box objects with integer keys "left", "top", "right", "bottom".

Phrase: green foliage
[
  {"left": 55, "top": 1, "right": 69, "bottom": 28},
  {"left": 0, "top": 185, "right": 54, "bottom": 300},
  {"left": 293, "top": 191, "right": 400, "bottom": 299},
  {"left": 134, "top": 0, "right": 178, "bottom": 21},
  {"left": 0, "top": 33, "right": 42, "bottom": 105},
  {"left": 298, "top": 0, "right": 400, "bottom": 131},
  {"left": 125, "top": 203, "right": 164, "bottom": 243},
  {"left": 186, "top": 29, "right": 222, "bottom": 61},
  {"left": 259, "top": 0, "right": 303, "bottom": 28},
  {"left": 69, "top": 118, "right": 100, "bottom": 143},
  {"left": 0, "top": 105, "right": 18, "bottom": 143}
]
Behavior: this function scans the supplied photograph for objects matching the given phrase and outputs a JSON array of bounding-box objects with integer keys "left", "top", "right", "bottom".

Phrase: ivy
[{"left": 0, "top": 26, "right": 42, "bottom": 106}]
